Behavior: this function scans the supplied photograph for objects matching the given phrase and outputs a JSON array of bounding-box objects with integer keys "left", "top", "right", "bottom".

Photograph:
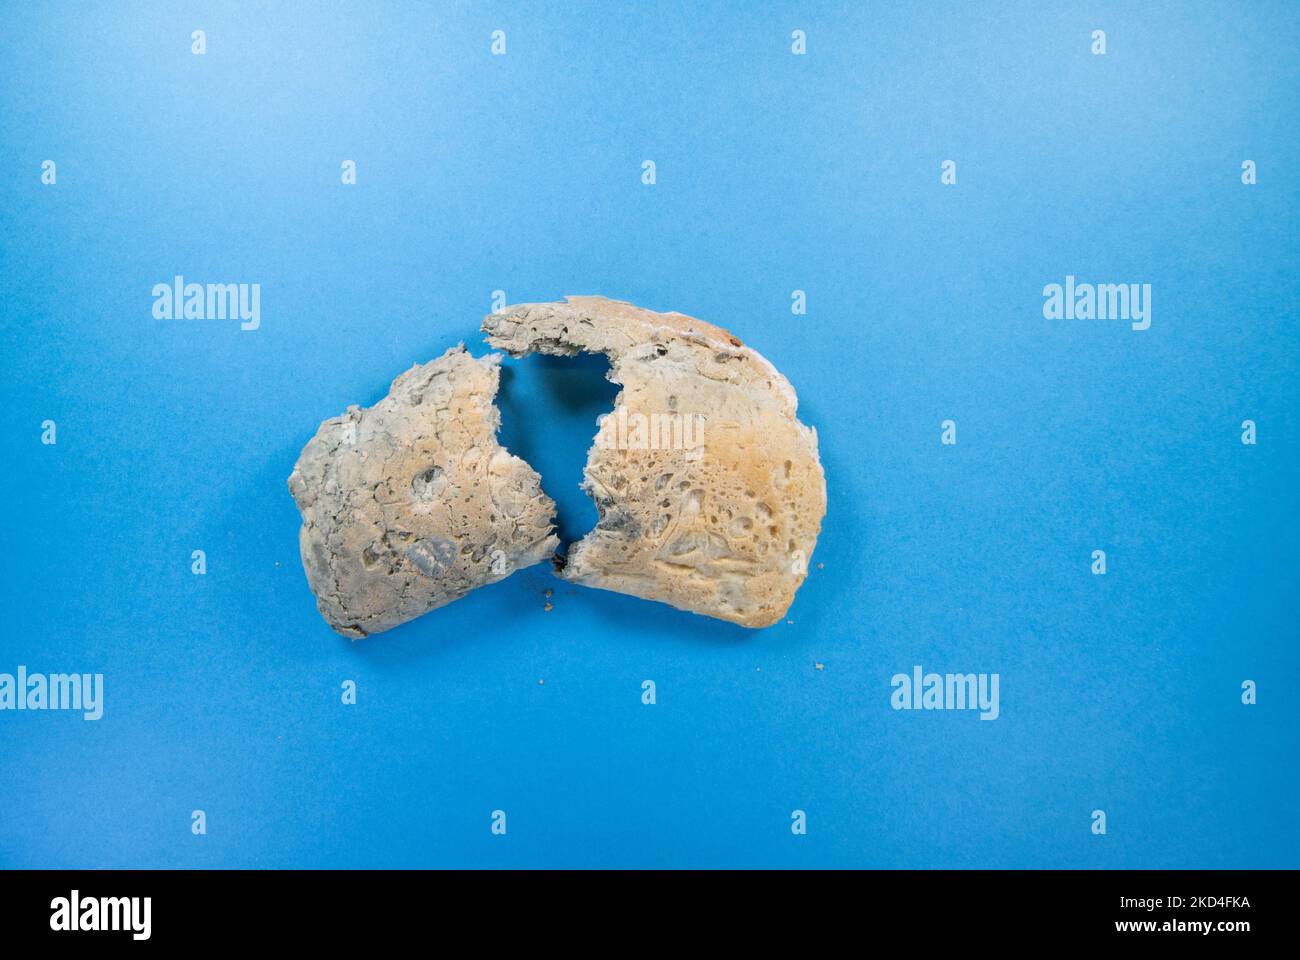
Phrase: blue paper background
[{"left": 2, "top": 1, "right": 1297, "bottom": 868}]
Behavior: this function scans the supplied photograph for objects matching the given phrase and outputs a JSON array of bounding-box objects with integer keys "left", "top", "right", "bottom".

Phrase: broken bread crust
[
  {"left": 287, "top": 345, "right": 559, "bottom": 638},
  {"left": 482, "top": 296, "right": 826, "bottom": 628}
]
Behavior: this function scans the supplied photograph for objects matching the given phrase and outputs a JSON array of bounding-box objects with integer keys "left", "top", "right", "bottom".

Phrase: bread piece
[
  {"left": 482, "top": 296, "right": 825, "bottom": 628},
  {"left": 287, "top": 345, "right": 559, "bottom": 638}
]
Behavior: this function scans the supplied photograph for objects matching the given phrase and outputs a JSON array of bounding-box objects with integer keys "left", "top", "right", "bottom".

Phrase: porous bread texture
[
  {"left": 482, "top": 296, "right": 826, "bottom": 628},
  {"left": 287, "top": 345, "right": 559, "bottom": 638}
]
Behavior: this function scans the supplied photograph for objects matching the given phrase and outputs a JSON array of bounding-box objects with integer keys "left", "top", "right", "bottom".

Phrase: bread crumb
[
  {"left": 543, "top": 602, "right": 553, "bottom": 612},
  {"left": 816, "top": 562, "right": 824, "bottom": 570},
  {"left": 814, "top": 662, "right": 825, "bottom": 671}
]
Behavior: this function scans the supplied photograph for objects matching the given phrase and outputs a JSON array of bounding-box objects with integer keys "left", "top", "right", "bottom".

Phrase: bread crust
[
  {"left": 483, "top": 296, "right": 826, "bottom": 628},
  {"left": 287, "top": 345, "right": 559, "bottom": 637}
]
